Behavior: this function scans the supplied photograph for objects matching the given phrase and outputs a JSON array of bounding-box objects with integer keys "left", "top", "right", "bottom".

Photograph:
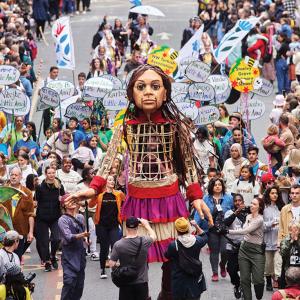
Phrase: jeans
[
  {"left": 217, "top": 21, "right": 224, "bottom": 43},
  {"left": 275, "top": 58, "right": 290, "bottom": 94},
  {"left": 61, "top": 267, "right": 85, "bottom": 300},
  {"left": 36, "top": 219, "right": 60, "bottom": 262},
  {"left": 119, "top": 282, "right": 149, "bottom": 300},
  {"left": 88, "top": 217, "right": 97, "bottom": 253},
  {"left": 208, "top": 232, "right": 227, "bottom": 274},
  {"left": 96, "top": 225, "right": 120, "bottom": 269}
]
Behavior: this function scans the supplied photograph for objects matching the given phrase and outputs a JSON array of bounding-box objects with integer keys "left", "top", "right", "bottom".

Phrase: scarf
[
  {"left": 177, "top": 233, "right": 196, "bottom": 248},
  {"left": 230, "top": 143, "right": 244, "bottom": 178}
]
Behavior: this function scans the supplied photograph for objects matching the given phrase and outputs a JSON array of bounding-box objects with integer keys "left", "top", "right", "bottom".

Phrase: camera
[
  {"left": 241, "top": 206, "right": 251, "bottom": 214},
  {"left": 24, "top": 272, "right": 36, "bottom": 293}
]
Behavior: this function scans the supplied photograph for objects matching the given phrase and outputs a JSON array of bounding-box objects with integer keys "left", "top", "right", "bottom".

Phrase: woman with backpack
[{"left": 165, "top": 217, "right": 207, "bottom": 300}]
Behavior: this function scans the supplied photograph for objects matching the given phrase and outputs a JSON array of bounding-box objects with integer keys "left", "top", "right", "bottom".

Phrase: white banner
[
  {"left": 214, "top": 17, "right": 259, "bottom": 64},
  {"left": 52, "top": 17, "right": 75, "bottom": 70}
]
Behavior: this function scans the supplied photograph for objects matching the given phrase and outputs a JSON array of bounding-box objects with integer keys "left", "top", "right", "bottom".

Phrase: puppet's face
[{"left": 133, "top": 70, "right": 166, "bottom": 115}]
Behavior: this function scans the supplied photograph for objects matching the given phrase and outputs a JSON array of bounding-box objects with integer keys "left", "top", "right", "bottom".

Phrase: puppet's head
[{"left": 127, "top": 64, "right": 172, "bottom": 116}]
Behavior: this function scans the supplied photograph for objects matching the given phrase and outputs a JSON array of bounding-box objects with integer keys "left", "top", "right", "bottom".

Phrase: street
[{"left": 29, "top": 0, "right": 277, "bottom": 299}]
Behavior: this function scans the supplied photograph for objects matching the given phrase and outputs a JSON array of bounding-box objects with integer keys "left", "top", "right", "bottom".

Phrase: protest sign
[
  {"left": 101, "top": 74, "right": 123, "bottom": 90},
  {"left": 185, "top": 60, "right": 210, "bottom": 82},
  {"left": 229, "top": 58, "right": 260, "bottom": 93},
  {"left": 37, "top": 100, "right": 51, "bottom": 111},
  {"left": 172, "top": 93, "right": 188, "bottom": 103},
  {"left": 65, "top": 102, "right": 92, "bottom": 121},
  {"left": 0, "top": 65, "right": 20, "bottom": 85},
  {"left": 40, "top": 87, "right": 60, "bottom": 107},
  {"left": 3, "top": 96, "right": 30, "bottom": 116},
  {"left": 0, "top": 88, "right": 27, "bottom": 111},
  {"left": 188, "top": 82, "right": 215, "bottom": 101},
  {"left": 176, "top": 101, "right": 198, "bottom": 120},
  {"left": 207, "top": 75, "right": 231, "bottom": 104},
  {"left": 171, "top": 82, "right": 189, "bottom": 98},
  {"left": 251, "top": 78, "right": 273, "bottom": 97},
  {"left": 47, "top": 80, "right": 75, "bottom": 101},
  {"left": 83, "top": 77, "right": 113, "bottom": 98},
  {"left": 147, "top": 45, "right": 178, "bottom": 75},
  {"left": 103, "top": 89, "right": 128, "bottom": 111},
  {"left": 194, "top": 105, "right": 220, "bottom": 125},
  {"left": 234, "top": 98, "right": 265, "bottom": 120}
]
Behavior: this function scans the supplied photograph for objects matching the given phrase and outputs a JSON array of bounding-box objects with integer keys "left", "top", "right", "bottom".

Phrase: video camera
[{"left": 24, "top": 272, "right": 36, "bottom": 293}]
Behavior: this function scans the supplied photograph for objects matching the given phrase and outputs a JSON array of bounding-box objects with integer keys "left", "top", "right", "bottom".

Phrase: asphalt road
[{"left": 28, "top": 0, "right": 277, "bottom": 299}]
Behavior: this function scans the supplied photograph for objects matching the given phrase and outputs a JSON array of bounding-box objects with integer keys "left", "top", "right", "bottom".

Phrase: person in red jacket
[
  {"left": 247, "top": 28, "right": 268, "bottom": 60},
  {"left": 271, "top": 267, "right": 300, "bottom": 300}
]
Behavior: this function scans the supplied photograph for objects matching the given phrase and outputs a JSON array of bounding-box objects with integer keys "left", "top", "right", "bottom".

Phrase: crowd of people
[{"left": 0, "top": 0, "right": 299, "bottom": 299}]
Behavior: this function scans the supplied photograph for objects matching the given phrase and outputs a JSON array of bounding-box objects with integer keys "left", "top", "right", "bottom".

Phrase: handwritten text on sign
[
  {"left": 234, "top": 98, "right": 265, "bottom": 120},
  {"left": 100, "top": 74, "right": 123, "bottom": 90},
  {"left": 40, "top": 87, "right": 60, "bottom": 107},
  {"left": 251, "top": 78, "right": 273, "bottom": 97},
  {"left": 103, "top": 89, "right": 128, "bottom": 111},
  {"left": 189, "top": 83, "right": 215, "bottom": 101},
  {"left": 4, "top": 96, "right": 30, "bottom": 116},
  {"left": 65, "top": 103, "right": 92, "bottom": 121},
  {"left": 185, "top": 61, "right": 211, "bottom": 83},
  {"left": 0, "top": 65, "right": 20, "bottom": 85},
  {"left": 176, "top": 101, "right": 198, "bottom": 120},
  {"left": 0, "top": 88, "right": 27, "bottom": 110},
  {"left": 194, "top": 105, "right": 220, "bottom": 125},
  {"left": 171, "top": 82, "right": 189, "bottom": 98},
  {"left": 207, "top": 75, "right": 231, "bottom": 104},
  {"left": 47, "top": 80, "right": 75, "bottom": 101},
  {"left": 84, "top": 77, "right": 113, "bottom": 98}
]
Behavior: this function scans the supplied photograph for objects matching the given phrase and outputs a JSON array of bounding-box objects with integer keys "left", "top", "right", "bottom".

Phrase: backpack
[
  {"left": 175, "top": 240, "right": 202, "bottom": 276},
  {"left": 111, "top": 237, "right": 142, "bottom": 287},
  {"left": 278, "top": 289, "right": 300, "bottom": 300}
]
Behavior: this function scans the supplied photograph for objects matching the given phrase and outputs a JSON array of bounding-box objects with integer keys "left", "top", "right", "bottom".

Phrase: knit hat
[
  {"left": 174, "top": 217, "right": 189, "bottom": 233},
  {"left": 261, "top": 173, "right": 275, "bottom": 183},
  {"left": 273, "top": 94, "right": 285, "bottom": 106}
]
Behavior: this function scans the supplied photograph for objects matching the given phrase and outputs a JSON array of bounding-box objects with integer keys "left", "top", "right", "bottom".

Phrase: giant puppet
[{"left": 69, "top": 64, "right": 212, "bottom": 298}]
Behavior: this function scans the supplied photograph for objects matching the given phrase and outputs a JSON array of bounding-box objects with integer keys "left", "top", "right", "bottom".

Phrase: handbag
[
  {"left": 175, "top": 240, "right": 202, "bottom": 276},
  {"left": 111, "top": 237, "right": 142, "bottom": 287}
]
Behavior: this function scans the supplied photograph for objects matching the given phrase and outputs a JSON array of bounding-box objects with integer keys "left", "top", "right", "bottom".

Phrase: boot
[
  {"left": 254, "top": 283, "right": 265, "bottom": 300},
  {"left": 266, "top": 276, "right": 273, "bottom": 291}
]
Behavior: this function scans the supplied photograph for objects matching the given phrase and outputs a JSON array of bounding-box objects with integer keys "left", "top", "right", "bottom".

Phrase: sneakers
[
  {"left": 234, "top": 285, "right": 242, "bottom": 299},
  {"left": 220, "top": 263, "right": 227, "bottom": 278},
  {"left": 90, "top": 253, "right": 100, "bottom": 261},
  {"left": 211, "top": 273, "right": 219, "bottom": 282},
  {"left": 44, "top": 262, "right": 52, "bottom": 272},
  {"left": 51, "top": 258, "right": 59, "bottom": 270},
  {"left": 100, "top": 269, "right": 107, "bottom": 279}
]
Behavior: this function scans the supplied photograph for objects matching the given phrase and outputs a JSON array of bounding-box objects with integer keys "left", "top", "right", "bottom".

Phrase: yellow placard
[
  {"left": 229, "top": 58, "right": 260, "bottom": 93},
  {"left": 147, "top": 45, "right": 178, "bottom": 76}
]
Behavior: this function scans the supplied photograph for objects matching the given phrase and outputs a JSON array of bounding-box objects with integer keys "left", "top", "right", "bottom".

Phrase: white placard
[
  {"left": 83, "top": 77, "right": 113, "bottom": 98},
  {"left": 234, "top": 98, "right": 266, "bottom": 120},
  {"left": 40, "top": 87, "right": 60, "bottom": 107},
  {"left": 103, "top": 89, "right": 128, "bottom": 111},
  {"left": 100, "top": 74, "right": 123, "bottom": 90},
  {"left": 188, "top": 83, "right": 215, "bottom": 101},
  {"left": 171, "top": 82, "right": 189, "bottom": 98},
  {"left": 185, "top": 61, "right": 211, "bottom": 82},
  {"left": 251, "top": 78, "right": 273, "bottom": 97},
  {"left": 176, "top": 101, "right": 198, "bottom": 120},
  {"left": 194, "top": 105, "right": 220, "bottom": 125},
  {"left": 64, "top": 102, "right": 92, "bottom": 121},
  {"left": 0, "top": 65, "right": 20, "bottom": 85},
  {"left": 47, "top": 80, "right": 75, "bottom": 101},
  {"left": 0, "top": 88, "right": 27, "bottom": 111},
  {"left": 4, "top": 96, "right": 30, "bottom": 116},
  {"left": 207, "top": 75, "right": 231, "bottom": 104}
]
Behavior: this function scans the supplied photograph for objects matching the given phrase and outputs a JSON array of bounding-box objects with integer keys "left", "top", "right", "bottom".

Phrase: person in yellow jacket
[{"left": 88, "top": 175, "right": 125, "bottom": 279}]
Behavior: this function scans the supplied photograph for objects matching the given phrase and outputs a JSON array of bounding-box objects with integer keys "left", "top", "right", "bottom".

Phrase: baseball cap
[
  {"left": 126, "top": 216, "right": 140, "bottom": 229},
  {"left": 4, "top": 230, "right": 23, "bottom": 241},
  {"left": 175, "top": 217, "right": 189, "bottom": 233}
]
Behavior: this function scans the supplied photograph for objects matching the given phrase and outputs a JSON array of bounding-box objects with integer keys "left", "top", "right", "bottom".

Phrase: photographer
[
  {"left": 0, "top": 231, "right": 21, "bottom": 269},
  {"left": 195, "top": 178, "right": 233, "bottom": 281},
  {"left": 0, "top": 263, "right": 33, "bottom": 300},
  {"left": 224, "top": 197, "right": 265, "bottom": 300},
  {"left": 223, "top": 194, "right": 247, "bottom": 299}
]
